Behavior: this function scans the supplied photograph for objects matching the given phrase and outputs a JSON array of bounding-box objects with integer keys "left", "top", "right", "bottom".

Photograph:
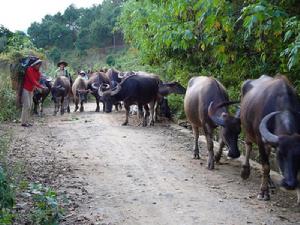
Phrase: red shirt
[{"left": 23, "top": 66, "right": 43, "bottom": 92}]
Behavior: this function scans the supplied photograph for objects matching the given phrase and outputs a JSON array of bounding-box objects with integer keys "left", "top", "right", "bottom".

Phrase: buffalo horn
[
  {"left": 259, "top": 111, "right": 280, "bottom": 146},
  {"left": 208, "top": 101, "right": 226, "bottom": 127},
  {"left": 98, "top": 84, "right": 111, "bottom": 97},
  {"left": 110, "top": 83, "right": 121, "bottom": 96},
  {"left": 208, "top": 101, "right": 240, "bottom": 126},
  {"left": 91, "top": 82, "right": 99, "bottom": 90}
]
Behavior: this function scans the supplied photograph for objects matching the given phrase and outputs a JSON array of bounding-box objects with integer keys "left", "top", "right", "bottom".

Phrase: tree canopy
[{"left": 27, "top": 0, "right": 125, "bottom": 63}]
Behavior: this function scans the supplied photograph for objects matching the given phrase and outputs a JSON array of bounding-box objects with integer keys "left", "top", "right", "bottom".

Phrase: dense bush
[{"left": 118, "top": 0, "right": 300, "bottom": 97}]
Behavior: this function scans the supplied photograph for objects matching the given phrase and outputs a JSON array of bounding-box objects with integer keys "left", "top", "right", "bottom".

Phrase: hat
[
  {"left": 31, "top": 59, "right": 42, "bottom": 66},
  {"left": 79, "top": 70, "right": 86, "bottom": 75},
  {"left": 57, "top": 61, "right": 68, "bottom": 67}
]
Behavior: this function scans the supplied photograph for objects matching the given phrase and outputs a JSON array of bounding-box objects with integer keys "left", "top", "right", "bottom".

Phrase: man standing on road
[
  {"left": 56, "top": 61, "right": 73, "bottom": 85},
  {"left": 21, "top": 58, "right": 46, "bottom": 127}
]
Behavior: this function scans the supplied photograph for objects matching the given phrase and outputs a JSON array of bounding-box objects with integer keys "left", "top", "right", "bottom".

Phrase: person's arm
[{"left": 26, "top": 67, "right": 43, "bottom": 89}]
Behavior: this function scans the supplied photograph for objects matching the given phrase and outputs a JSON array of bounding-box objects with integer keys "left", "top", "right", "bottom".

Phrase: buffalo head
[
  {"left": 90, "top": 82, "right": 100, "bottom": 93},
  {"left": 98, "top": 83, "right": 121, "bottom": 113},
  {"left": 159, "top": 81, "right": 186, "bottom": 96},
  {"left": 208, "top": 101, "right": 241, "bottom": 159},
  {"left": 51, "top": 85, "right": 65, "bottom": 103},
  {"left": 259, "top": 111, "right": 300, "bottom": 190}
]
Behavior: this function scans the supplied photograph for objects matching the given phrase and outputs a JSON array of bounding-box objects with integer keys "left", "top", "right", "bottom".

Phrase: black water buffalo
[
  {"left": 51, "top": 76, "right": 71, "bottom": 115},
  {"left": 87, "top": 72, "right": 110, "bottom": 112},
  {"left": 155, "top": 81, "right": 186, "bottom": 120},
  {"left": 184, "top": 76, "right": 241, "bottom": 170},
  {"left": 99, "top": 73, "right": 159, "bottom": 126},
  {"left": 72, "top": 76, "right": 88, "bottom": 112},
  {"left": 240, "top": 74, "right": 300, "bottom": 203},
  {"left": 33, "top": 75, "right": 52, "bottom": 116}
]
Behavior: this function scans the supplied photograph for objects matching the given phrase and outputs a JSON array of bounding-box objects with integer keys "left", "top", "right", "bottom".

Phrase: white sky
[{"left": 0, "top": 0, "right": 103, "bottom": 32}]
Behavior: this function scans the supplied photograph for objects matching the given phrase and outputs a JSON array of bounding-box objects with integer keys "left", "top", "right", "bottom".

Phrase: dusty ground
[{"left": 4, "top": 102, "right": 300, "bottom": 225}]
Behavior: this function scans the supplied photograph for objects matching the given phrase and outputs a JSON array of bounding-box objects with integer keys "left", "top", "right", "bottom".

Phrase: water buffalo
[
  {"left": 155, "top": 81, "right": 186, "bottom": 121},
  {"left": 184, "top": 76, "right": 241, "bottom": 170},
  {"left": 72, "top": 76, "right": 88, "bottom": 112},
  {"left": 99, "top": 73, "right": 159, "bottom": 126},
  {"left": 33, "top": 75, "right": 52, "bottom": 116},
  {"left": 51, "top": 76, "right": 71, "bottom": 115},
  {"left": 240, "top": 74, "right": 300, "bottom": 203},
  {"left": 87, "top": 72, "right": 110, "bottom": 112}
]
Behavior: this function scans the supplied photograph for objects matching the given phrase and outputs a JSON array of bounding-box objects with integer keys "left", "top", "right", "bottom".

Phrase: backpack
[
  {"left": 10, "top": 56, "right": 39, "bottom": 107},
  {"left": 18, "top": 56, "right": 39, "bottom": 82}
]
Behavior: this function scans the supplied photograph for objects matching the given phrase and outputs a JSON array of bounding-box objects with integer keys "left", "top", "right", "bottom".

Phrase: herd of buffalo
[{"left": 34, "top": 69, "right": 300, "bottom": 206}]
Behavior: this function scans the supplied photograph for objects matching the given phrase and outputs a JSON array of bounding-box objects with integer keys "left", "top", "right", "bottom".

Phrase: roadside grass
[{"left": 0, "top": 130, "right": 64, "bottom": 224}]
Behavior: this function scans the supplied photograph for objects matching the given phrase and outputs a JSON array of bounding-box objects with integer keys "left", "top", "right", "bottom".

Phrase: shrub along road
[{"left": 7, "top": 103, "right": 300, "bottom": 224}]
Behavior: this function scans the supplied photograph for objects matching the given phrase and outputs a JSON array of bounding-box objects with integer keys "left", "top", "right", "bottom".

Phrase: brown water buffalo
[
  {"left": 72, "top": 76, "right": 88, "bottom": 112},
  {"left": 184, "top": 76, "right": 241, "bottom": 170},
  {"left": 99, "top": 73, "right": 159, "bottom": 126},
  {"left": 51, "top": 76, "right": 71, "bottom": 115},
  {"left": 240, "top": 74, "right": 300, "bottom": 203}
]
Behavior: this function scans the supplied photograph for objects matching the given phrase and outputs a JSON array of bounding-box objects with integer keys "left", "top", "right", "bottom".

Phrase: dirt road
[{"left": 7, "top": 103, "right": 300, "bottom": 224}]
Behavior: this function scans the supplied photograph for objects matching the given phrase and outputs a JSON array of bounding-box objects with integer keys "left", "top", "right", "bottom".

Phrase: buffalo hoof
[
  {"left": 67, "top": 107, "right": 70, "bottom": 113},
  {"left": 207, "top": 159, "right": 214, "bottom": 170},
  {"left": 227, "top": 151, "right": 240, "bottom": 159},
  {"left": 122, "top": 121, "right": 128, "bottom": 126},
  {"left": 95, "top": 108, "right": 100, "bottom": 112},
  {"left": 142, "top": 121, "right": 147, "bottom": 127},
  {"left": 257, "top": 190, "right": 270, "bottom": 201},
  {"left": 241, "top": 165, "right": 251, "bottom": 180},
  {"left": 80, "top": 107, "right": 84, "bottom": 112},
  {"left": 214, "top": 153, "right": 222, "bottom": 163},
  {"left": 149, "top": 121, "right": 154, "bottom": 126},
  {"left": 193, "top": 153, "right": 200, "bottom": 159}
]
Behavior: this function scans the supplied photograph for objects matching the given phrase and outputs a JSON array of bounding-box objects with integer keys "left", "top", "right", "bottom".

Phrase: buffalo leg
[
  {"left": 95, "top": 96, "right": 100, "bottom": 112},
  {"left": 148, "top": 101, "right": 155, "bottom": 126},
  {"left": 138, "top": 104, "right": 143, "bottom": 120},
  {"left": 143, "top": 104, "right": 149, "bottom": 127},
  {"left": 122, "top": 103, "right": 130, "bottom": 126},
  {"left": 203, "top": 124, "right": 214, "bottom": 170},
  {"left": 114, "top": 103, "right": 119, "bottom": 111},
  {"left": 297, "top": 188, "right": 300, "bottom": 206},
  {"left": 80, "top": 100, "right": 84, "bottom": 112},
  {"left": 60, "top": 97, "right": 65, "bottom": 115},
  {"left": 154, "top": 100, "right": 159, "bottom": 122},
  {"left": 54, "top": 102, "right": 59, "bottom": 116},
  {"left": 66, "top": 97, "right": 70, "bottom": 113},
  {"left": 257, "top": 144, "right": 271, "bottom": 201},
  {"left": 192, "top": 125, "right": 200, "bottom": 159},
  {"left": 39, "top": 101, "right": 43, "bottom": 116},
  {"left": 241, "top": 141, "right": 252, "bottom": 180},
  {"left": 74, "top": 99, "right": 79, "bottom": 112},
  {"left": 33, "top": 102, "right": 38, "bottom": 115},
  {"left": 215, "top": 138, "right": 225, "bottom": 163}
]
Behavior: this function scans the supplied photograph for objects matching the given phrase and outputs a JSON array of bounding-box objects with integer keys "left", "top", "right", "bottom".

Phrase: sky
[{"left": 0, "top": 0, "right": 103, "bottom": 32}]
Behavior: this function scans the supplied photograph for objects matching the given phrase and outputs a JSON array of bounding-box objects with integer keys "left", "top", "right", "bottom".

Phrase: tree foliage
[
  {"left": 118, "top": 0, "right": 300, "bottom": 91},
  {"left": 27, "top": 0, "right": 125, "bottom": 54}
]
